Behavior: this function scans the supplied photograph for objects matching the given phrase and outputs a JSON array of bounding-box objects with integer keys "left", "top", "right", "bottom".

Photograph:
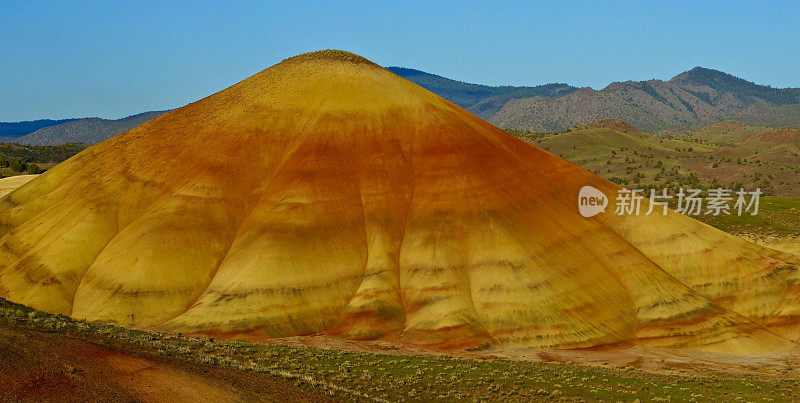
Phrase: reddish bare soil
[{"left": 0, "top": 322, "right": 334, "bottom": 402}]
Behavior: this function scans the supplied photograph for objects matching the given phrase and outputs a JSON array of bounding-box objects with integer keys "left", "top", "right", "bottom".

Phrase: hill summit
[
  {"left": 0, "top": 51, "right": 798, "bottom": 353},
  {"left": 282, "top": 49, "right": 379, "bottom": 65}
]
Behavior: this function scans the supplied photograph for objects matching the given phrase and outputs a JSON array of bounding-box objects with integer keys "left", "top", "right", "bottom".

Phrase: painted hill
[
  {"left": 491, "top": 67, "right": 800, "bottom": 133},
  {"left": 0, "top": 176, "right": 36, "bottom": 198},
  {"left": 15, "top": 111, "right": 169, "bottom": 145},
  {"left": 0, "top": 50, "right": 799, "bottom": 354},
  {"left": 386, "top": 67, "right": 576, "bottom": 119},
  {"left": 751, "top": 128, "right": 800, "bottom": 145},
  {"left": 680, "top": 121, "right": 800, "bottom": 171}
]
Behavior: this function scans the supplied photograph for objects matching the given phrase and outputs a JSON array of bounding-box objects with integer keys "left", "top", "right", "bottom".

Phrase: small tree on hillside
[
  {"left": 27, "top": 163, "right": 42, "bottom": 174},
  {"left": 9, "top": 158, "right": 26, "bottom": 173}
]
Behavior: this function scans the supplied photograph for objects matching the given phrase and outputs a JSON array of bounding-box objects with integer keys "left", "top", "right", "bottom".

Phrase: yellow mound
[
  {"left": 0, "top": 50, "right": 798, "bottom": 354},
  {"left": 0, "top": 175, "right": 37, "bottom": 198}
]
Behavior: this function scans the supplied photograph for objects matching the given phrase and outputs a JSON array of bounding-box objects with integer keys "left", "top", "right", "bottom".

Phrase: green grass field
[
  {"left": 693, "top": 196, "right": 800, "bottom": 236},
  {"left": 511, "top": 120, "right": 800, "bottom": 198}
]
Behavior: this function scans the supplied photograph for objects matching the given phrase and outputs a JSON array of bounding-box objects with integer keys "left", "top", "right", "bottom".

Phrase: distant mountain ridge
[
  {"left": 387, "top": 67, "right": 576, "bottom": 119},
  {"left": 4, "top": 66, "right": 799, "bottom": 145},
  {"left": 491, "top": 67, "right": 800, "bottom": 133},
  {"left": 0, "top": 119, "right": 79, "bottom": 141},
  {"left": 670, "top": 67, "right": 800, "bottom": 106},
  {"left": 15, "top": 111, "right": 170, "bottom": 145}
]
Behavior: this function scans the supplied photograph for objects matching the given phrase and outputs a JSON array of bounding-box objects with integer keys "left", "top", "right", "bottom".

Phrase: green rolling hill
[{"left": 514, "top": 119, "right": 800, "bottom": 197}]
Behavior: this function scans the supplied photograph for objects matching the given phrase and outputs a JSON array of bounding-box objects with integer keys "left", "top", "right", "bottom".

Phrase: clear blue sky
[{"left": 1, "top": 0, "right": 799, "bottom": 121}]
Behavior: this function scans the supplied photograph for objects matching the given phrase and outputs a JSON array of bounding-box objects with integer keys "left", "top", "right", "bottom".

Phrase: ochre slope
[
  {"left": 0, "top": 50, "right": 798, "bottom": 354},
  {"left": 0, "top": 175, "right": 36, "bottom": 199}
]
